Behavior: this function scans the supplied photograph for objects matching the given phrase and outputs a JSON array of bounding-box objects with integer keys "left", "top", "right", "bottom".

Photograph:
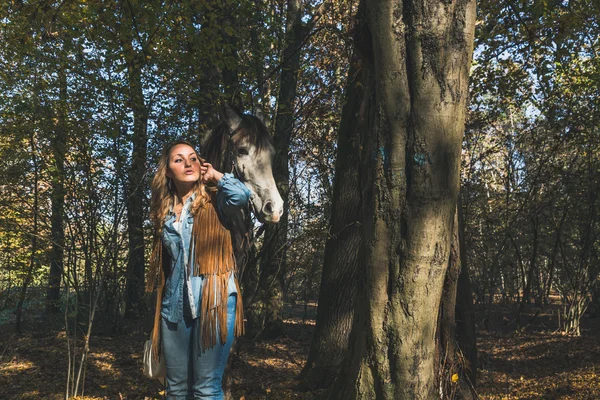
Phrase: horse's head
[{"left": 202, "top": 106, "right": 284, "bottom": 224}]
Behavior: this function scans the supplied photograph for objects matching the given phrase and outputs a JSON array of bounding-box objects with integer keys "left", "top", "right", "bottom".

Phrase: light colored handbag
[{"left": 143, "top": 337, "right": 166, "bottom": 381}]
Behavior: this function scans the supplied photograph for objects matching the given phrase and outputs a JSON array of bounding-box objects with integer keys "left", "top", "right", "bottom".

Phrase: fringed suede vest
[{"left": 146, "top": 195, "right": 244, "bottom": 361}]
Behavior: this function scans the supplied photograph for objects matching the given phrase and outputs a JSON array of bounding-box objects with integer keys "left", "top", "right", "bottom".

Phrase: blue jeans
[{"left": 161, "top": 294, "right": 236, "bottom": 399}]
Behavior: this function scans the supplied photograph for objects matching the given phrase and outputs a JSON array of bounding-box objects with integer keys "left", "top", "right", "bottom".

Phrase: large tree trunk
[
  {"left": 121, "top": 4, "right": 148, "bottom": 318},
  {"left": 46, "top": 66, "right": 67, "bottom": 313},
  {"left": 248, "top": 0, "right": 303, "bottom": 339},
  {"left": 300, "top": 47, "right": 367, "bottom": 389},
  {"left": 330, "top": 0, "right": 476, "bottom": 398}
]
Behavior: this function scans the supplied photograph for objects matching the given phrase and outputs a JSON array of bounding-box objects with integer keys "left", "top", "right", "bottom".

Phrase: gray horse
[
  {"left": 202, "top": 105, "right": 283, "bottom": 281},
  {"left": 202, "top": 105, "right": 283, "bottom": 224}
]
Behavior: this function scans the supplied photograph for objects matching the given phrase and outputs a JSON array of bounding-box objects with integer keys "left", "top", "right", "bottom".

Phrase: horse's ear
[
  {"left": 255, "top": 106, "right": 266, "bottom": 125},
  {"left": 254, "top": 105, "right": 272, "bottom": 131},
  {"left": 222, "top": 104, "right": 242, "bottom": 132}
]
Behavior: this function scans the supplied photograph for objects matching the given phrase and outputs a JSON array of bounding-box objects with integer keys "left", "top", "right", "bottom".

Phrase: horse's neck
[
  {"left": 228, "top": 206, "right": 253, "bottom": 277},
  {"left": 228, "top": 207, "right": 252, "bottom": 237}
]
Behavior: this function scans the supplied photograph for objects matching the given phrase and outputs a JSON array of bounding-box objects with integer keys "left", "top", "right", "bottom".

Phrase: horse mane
[{"left": 201, "top": 113, "right": 273, "bottom": 173}]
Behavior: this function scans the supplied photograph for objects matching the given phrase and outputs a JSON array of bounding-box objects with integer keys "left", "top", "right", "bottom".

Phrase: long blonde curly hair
[{"left": 149, "top": 139, "right": 211, "bottom": 235}]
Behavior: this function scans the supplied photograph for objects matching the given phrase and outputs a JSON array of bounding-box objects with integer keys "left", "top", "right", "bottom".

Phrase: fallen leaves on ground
[
  {"left": 477, "top": 305, "right": 600, "bottom": 400},
  {"left": 1, "top": 304, "right": 599, "bottom": 399}
]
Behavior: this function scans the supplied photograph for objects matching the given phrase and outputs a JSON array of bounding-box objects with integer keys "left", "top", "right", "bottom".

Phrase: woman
[{"left": 146, "top": 139, "right": 249, "bottom": 399}]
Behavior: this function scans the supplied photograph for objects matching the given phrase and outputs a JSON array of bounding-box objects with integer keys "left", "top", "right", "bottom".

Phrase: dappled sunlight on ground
[
  {"left": 231, "top": 322, "right": 315, "bottom": 399},
  {"left": 1, "top": 302, "right": 599, "bottom": 399},
  {"left": 0, "top": 358, "right": 35, "bottom": 373},
  {"left": 477, "top": 305, "right": 600, "bottom": 400},
  {"left": 0, "top": 322, "right": 161, "bottom": 400},
  {"left": 91, "top": 352, "right": 119, "bottom": 374},
  {"left": 283, "top": 317, "right": 316, "bottom": 326}
]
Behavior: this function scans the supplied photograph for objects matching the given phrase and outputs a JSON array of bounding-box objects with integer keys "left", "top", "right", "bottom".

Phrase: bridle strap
[
  {"left": 227, "top": 127, "right": 259, "bottom": 219},
  {"left": 227, "top": 127, "right": 240, "bottom": 176}
]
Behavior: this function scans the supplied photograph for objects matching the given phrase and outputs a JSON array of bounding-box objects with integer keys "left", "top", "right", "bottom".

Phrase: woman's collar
[{"left": 168, "top": 190, "right": 198, "bottom": 214}]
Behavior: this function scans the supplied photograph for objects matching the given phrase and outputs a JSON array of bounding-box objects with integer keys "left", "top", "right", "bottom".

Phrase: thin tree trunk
[
  {"left": 187, "top": 2, "right": 221, "bottom": 130},
  {"left": 438, "top": 210, "right": 461, "bottom": 398},
  {"left": 250, "top": 0, "right": 304, "bottom": 339},
  {"left": 47, "top": 66, "right": 67, "bottom": 313},
  {"left": 300, "top": 46, "right": 366, "bottom": 390},
  {"left": 438, "top": 208, "right": 477, "bottom": 398},
  {"left": 16, "top": 134, "right": 40, "bottom": 334},
  {"left": 563, "top": 167, "right": 597, "bottom": 336},
  {"left": 545, "top": 207, "right": 567, "bottom": 303},
  {"left": 436, "top": 207, "right": 478, "bottom": 397},
  {"left": 120, "top": 3, "right": 148, "bottom": 318},
  {"left": 221, "top": 4, "right": 242, "bottom": 108},
  {"left": 330, "top": 0, "right": 476, "bottom": 397},
  {"left": 456, "top": 201, "right": 477, "bottom": 388},
  {"left": 518, "top": 215, "right": 538, "bottom": 325},
  {"left": 249, "top": 13, "right": 268, "bottom": 109},
  {"left": 510, "top": 235, "right": 525, "bottom": 304}
]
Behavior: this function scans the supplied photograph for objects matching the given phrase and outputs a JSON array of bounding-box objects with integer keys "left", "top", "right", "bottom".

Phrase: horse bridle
[
  {"left": 226, "top": 126, "right": 266, "bottom": 245},
  {"left": 227, "top": 127, "right": 241, "bottom": 178},
  {"left": 227, "top": 127, "right": 260, "bottom": 219}
]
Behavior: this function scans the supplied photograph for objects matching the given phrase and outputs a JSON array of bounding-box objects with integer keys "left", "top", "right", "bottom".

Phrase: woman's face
[{"left": 165, "top": 144, "right": 201, "bottom": 185}]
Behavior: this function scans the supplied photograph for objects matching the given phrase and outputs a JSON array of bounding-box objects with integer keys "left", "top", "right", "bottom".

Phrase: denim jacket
[{"left": 160, "top": 173, "right": 251, "bottom": 323}]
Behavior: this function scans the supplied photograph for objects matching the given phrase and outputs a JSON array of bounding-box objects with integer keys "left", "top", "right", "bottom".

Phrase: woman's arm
[
  {"left": 217, "top": 173, "right": 251, "bottom": 214},
  {"left": 202, "top": 162, "right": 251, "bottom": 217}
]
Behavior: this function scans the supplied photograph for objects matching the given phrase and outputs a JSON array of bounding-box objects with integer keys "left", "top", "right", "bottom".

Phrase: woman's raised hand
[{"left": 200, "top": 162, "right": 224, "bottom": 185}]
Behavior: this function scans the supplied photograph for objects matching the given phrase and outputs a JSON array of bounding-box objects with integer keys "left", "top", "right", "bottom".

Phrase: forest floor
[{"left": 1, "top": 301, "right": 600, "bottom": 399}]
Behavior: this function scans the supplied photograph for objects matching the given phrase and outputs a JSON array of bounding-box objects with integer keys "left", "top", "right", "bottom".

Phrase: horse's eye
[{"left": 237, "top": 148, "right": 249, "bottom": 156}]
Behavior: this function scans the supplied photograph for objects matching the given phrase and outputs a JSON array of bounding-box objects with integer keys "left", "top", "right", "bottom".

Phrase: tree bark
[
  {"left": 437, "top": 208, "right": 477, "bottom": 398},
  {"left": 248, "top": 0, "right": 304, "bottom": 339},
  {"left": 455, "top": 201, "right": 477, "bottom": 388},
  {"left": 121, "top": 3, "right": 149, "bottom": 318},
  {"left": 16, "top": 134, "right": 40, "bottom": 333},
  {"left": 300, "top": 46, "right": 367, "bottom": 389},
  {"left": 544, "top": 207, "right": 567, "bottom": 303},
  {"left": 518, "top": 215, "right": 539, "bottom": 325},
  {"left": 188, "top": 2, "right": 222, "bottom": 131},
  {"left": 330, "top": 0, "right": 476, "bottom": 398},
  {"left": 46, "top": 66, "right": 67, "bottom": 313},
  {"left": 221, "top": 5, "right": 242, "bottom": 109}
]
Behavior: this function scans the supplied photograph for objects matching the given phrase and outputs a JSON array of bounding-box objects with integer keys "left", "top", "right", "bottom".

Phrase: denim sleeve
[{"left": 217, "top": 173, "right": 251, "bottom": 219}]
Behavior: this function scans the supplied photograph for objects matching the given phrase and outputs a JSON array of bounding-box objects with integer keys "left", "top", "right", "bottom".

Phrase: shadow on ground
[{"left": 2, "top": 301, "right": 600, "bottom": 399}]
